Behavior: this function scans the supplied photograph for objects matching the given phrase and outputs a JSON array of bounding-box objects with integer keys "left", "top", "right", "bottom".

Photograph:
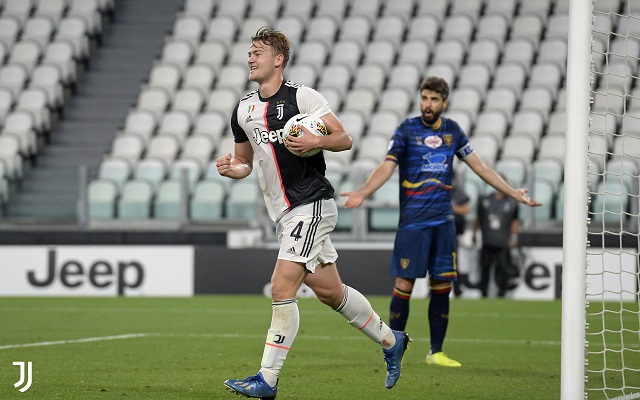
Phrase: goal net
[{"left": 584, "top": 0, "right": 640, "bottom": 398}]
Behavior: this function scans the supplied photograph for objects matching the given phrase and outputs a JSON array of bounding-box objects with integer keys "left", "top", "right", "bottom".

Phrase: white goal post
[{"left": 563, "top": 0, "right": 640, "bottom": 399}]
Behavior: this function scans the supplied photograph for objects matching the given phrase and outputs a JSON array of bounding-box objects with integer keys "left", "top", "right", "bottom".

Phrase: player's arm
[
  {"left": 463, "top": 152, "right": 541, "bottom": 207},
  {"left": 215, "top": 140, "right": 254, "bottom": 179},
  {"left": 341, "top": 160, "right": 397, "bottom": 208},
  {"left": 286, "top": 112, "right": 353, "bottom": 154}
]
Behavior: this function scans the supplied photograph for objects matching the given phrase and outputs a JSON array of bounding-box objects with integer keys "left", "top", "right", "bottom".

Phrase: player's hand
[
  {"left": 340, "top": 191, "right": 365, "bottom": 208},
  {"left": 515, "top": 188, "right": 542, "bottom": 207},
  {"left": 285, "top": 125, "right": 321, "bottom": 154},
  {"left": 216, "top": 153, "right": 232, "bottom": 177}
]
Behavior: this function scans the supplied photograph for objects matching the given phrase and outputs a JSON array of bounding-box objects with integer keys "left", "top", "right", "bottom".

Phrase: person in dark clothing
[{"left": 472, "top": 189, "right": 520, "bottom": 298}]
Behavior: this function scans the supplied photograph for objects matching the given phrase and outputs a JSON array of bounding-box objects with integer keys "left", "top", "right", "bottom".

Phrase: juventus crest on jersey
[{"left": 231, "top": 81, "right": 336, "bottom": 221}]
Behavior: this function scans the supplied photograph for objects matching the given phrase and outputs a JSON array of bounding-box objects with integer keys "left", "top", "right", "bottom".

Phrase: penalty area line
[
  {"left": 610, "top": 394, "right": 640, "bottom": 400},
  {"left": 0, "top": 333, "right": 150, "bottom": 350}
]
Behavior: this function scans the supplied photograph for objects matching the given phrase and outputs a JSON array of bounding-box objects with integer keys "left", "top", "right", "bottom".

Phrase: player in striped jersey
[
  {"left": 343, "top": 77, "right": 541, "bottom": 368},
  {"left": 219, "top": 27, "right": 410, "bottom": 399}
]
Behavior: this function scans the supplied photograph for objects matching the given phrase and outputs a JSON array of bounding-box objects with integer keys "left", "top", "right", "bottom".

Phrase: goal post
[
  {"left": 564, "top": 0, "right": 640, "bottom": 399},
  {"left": 561, "top": 0, "right": 592, "bottom": 398}
]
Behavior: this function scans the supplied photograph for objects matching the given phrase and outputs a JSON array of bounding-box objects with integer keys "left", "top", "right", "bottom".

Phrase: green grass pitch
[{"left": 0, "top": 296, "right": 564, "bottom": 399}]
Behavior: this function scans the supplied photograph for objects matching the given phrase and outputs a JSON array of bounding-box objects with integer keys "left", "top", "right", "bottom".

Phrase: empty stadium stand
[{"left": 0, "top": 0, "right": 636, "bottom": 235}]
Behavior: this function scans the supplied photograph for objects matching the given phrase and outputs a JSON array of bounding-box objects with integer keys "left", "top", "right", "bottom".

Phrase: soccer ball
[{"left": 282, "top": 113, "right": 328, "bottom": 157}]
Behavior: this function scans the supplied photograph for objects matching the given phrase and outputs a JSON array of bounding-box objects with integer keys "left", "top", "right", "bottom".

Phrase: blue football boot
[
  {"left": 224, "top": 372, "right": 277, "bottom": 399},
  {"left": 383, "top": 330, "right": 411, "bottom": 389}
]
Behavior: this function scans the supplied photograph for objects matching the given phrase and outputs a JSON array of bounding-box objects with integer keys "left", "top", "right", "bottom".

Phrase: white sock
[
  {"left": 335, "top": 285, "right": 397, "bottom": 349},
  {"left": 259, "top": 299, "right": 299, "bottom": 387}
]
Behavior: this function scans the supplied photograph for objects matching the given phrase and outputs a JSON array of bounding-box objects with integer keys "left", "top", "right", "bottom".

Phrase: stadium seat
[
  {"left": 88, "top": 179, "right": 119, "bottom": 219},
  {"left": 407, "top": 14, "right": 440, "bottom": 48},
  {"left": 329, "top": 40, "right": 363, "bottom": 73},
  {"left": 496, "top": 158, "right": 527, "bottom": 187},
  {"left": 0, "top": 63, "right": 29, "bottom": 98},
  {"left": 387, "top": 63, "right": 422, "bottom": 93},
  {"left": 545, "top": 14, "right": 570, "bottom": 40},
  {"left": 181, "top": 134, "right": 214, "bottom": 167},
  {"left": 285, "top": 64, "right": 318, "bottom": 87},
  {"left": 68, "top": 0, "right": 102, "bottom": 36},
  {"left": 16, "top": 88, "right": 51, "bottom": 133},
  {"left": 122, "top": 109, "right": 157, "bottom": 144},
  {"left": 275, "top": 16, "right": 305, "bottom": 46},
  {"left": 305, "top": 16, "right": 339, "bottom": 47},
  {"left": 190, "top": 179, "right": 225, "bottom": 220},
  {"left": 2, "top": 111, "right": 38, "bottom": 157},
  {"left": 416, "top": 0, "right": 449, "bottom": 23},
  {"left": 3, "top": 0, "right": 33, "bottom": 25},
  {"left": 98, "top": 157, "right": 132, "bottom": 188},
  {"left": 136, "top": 86, "right": 171, "bottom": 119},
  {"left": 484, "top": 87, "right": 518, "bottom": 123},
  {"left": 239, "top": 17, "right": 272, "bottom": 42},
  {"left": 343, "top": 87, "right": 377, "bottom": 116},
  {"left": 424, "top": 63, "right": 457, "bottom": 89},
  {"left": 398, "top": 39, "right": 431, "bottom": 70},
  {"left": 529, "top": 62, "right": 563, "bottom": 96},
  {"left": 195, "top": 40, "right": 228, "bottom": 70},
  {"left": 511, "top": 14, "right": 544, "bottom": 49},
  {"left": 503, "top": 39, "right": 536, "bottom": 73},
  {"left": 538, "top": 136, "right": 566, "bottom": 164},
  {"left": 548, "top": 111, "right": 567, "bottom": 136},
  {"left": 0, "top": 133, "right": 23, "bottom": 179},
  {"left": 214, "top": 135, "right": 236, "bottom": 160},
  {"left": 501, "top": 135, "right": 536, "bottom": 164},
  {"left": 35, "top": 0, "right": 66, "bottom": 24},
  {"left": 533, "top": 158, "right": 564, "bottom": 192},
  {"left": 510, "top": 110, "right": 545, "bottom": 146},
  {"left": 205, "top": 16, "right": 238, "bottom": 44},
  {"left": 444, "top": 110, "right": 472, "bottom": 135},
  {"left": 43, "top": 40, "right": 78, "bottom": 85},
  {"left": 171, "top": 15, "right": 205, "bottom": 47},
  {"left": 317, "top": 63, "right": 352, "bottom": 97},
  {"left": 467, "top": 39, "right": 501, "bottom": 74},
  {"left": 520, "top": 87, "right": 554, "bottom": 122},
  {"left": 592, "top": 89, "right": 626, "bottom": 115},
  {"left": 355, "top": 135, "right": 390, "bottom": 163},
  {"left": 349, "top": 0, "right": 382, "bottom": 20},
  {"left": 158, "top": 110, "right": 192, "bottom": 142},
  {"left": 372, "top": 15, "right": 406, "bottom": 46},
  {"left": 55, "top": 16, "right": 91, "bottom": 60},
  {"left": 337, "top": 110, "right": 366, "bottom": 142},
  {"left": 368, "top": 110, "right": 401, "bottom": 137},
  {"left": 0, "top": 87, "right": 14, "bottom": 123},
  {"left": 379, "top": 88, "right": 412, "bottom": 118},
  {"left": 194, "top": 111, "right": 227, "bottom": 142},
  {"left": 493, "top": 63, "right": 527, "bottom": 97},
  {"left": 206, "top": 87, "right": 240, "bottom": 116},
  {"left": 363, "top": 39, "right": 397, "bottom": 73},
  {"left": 474, "top": 110, "right": 508, "bottom": 142},
  {"left": 134, "top": 158, "right": 168, "bottom": 189},
  {"left": 432, "top": 39, "right": 466, "bottom": 73},
  {"left": 448, "top": 87, "right": 482, "bottom": 121},
  {"left": 528, "top": 179, "right": 555, "bottom": 222},
  {"left": 316, "top": 0, "right": 348, "bottom": 18},
  {"left": 538, "top": 39, "right": 568, "bottom": 75},
  {"left": 353, "top": 63, "right": 386, "bottom": 96},
  {"left": 338, "top": 15, "right": 373, "bottom": 47},
  {"left": 171, "top": 87, "right": 205, "bottom": 120},
  {"left": 441, "top": 14, "right": 474, "bottom": 46},
  {"left": 216, "top": 64, "right": 250, "bottom": 92},
  {"left": 295, "top": 40, "right": 329, "bottom": 69},
  {"left": 118, "top": 179, "right": 155, "bottom": 219},
  {"left": 22, "top": 16, "right": 56, "bottom": 49},
  {"left": 370, "top": 176, "right": 399, "bottom": 231},
  {"left": 183, "top": 63, "right": 216, "bottom": 91},
  {"left": 591, "top": 176, "right": 630, "bottom": 224},
  {"left": 457, "top": 63, "right": 492, "bottom": 92},
  {"left": 146, "top": 134, "right": 181, "bottom": 166},
  {"left": 475, "top": 14, "right": 509, "bottom": 47},
  {"left": 226, "top": 180, "right": 259, "bottom": 220},
  {"left": 0, "top": 16, "right": 21, "bottom": 49},
  {"left": 248, "top": 0, "right": 281, "bottom": 21},
  {"left": 148, "top": 62, "right": 182, "bottom": 95},
  {"left": 154, "top": 179, "right": 186, "bottom": 220},
  {"left": 110, "top": 133, "right": 145, "bottom": 165},
  {"left": 183, "top": 0, "right": 215, "bottom": 19},
  {"left": 216, "top": 0, "right": 249, "bottom": 21},
  {"left": 170, "top": 158, "right": 203, "bottom": 189},
  {"left": 469, "top": 134, "right": 499, "bottom": 166}
]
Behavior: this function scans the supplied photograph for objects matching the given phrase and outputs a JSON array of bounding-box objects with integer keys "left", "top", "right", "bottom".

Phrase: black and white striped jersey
[{"left": 231, "top": 81, "right": 336, "bottom": 221}]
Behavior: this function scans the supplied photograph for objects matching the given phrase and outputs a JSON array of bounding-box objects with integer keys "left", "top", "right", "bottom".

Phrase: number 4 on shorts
[{"left": 290, "top": 221, "right": 303, "bottom": 241}]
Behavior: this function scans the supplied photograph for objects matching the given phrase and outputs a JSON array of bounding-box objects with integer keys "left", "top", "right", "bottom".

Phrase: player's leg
[
  {"left": 478, "top": 247, "right": 493, "bottom": 298},
  {"left": 425, "top": 221, "right": 461, "bottom": 367},
  {"left": 388, "top": 228, "right": 430, "bottom": 331},
  {"left": 225, "top": 205, "right": 313, "bottom": 398}
]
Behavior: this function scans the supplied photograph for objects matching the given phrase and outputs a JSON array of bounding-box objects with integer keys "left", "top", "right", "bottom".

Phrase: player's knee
[{"left": 429, "top": 280, "right": 452, "bottom": 295}]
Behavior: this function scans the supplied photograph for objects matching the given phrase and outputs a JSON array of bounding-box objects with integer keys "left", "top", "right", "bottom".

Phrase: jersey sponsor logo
[
  {"left": 421, "top": 152, "right": 448, "bottom": 172},
  {"left": 252, "top": 127, "right": 287, "bottom": 145},
  {"left": 424, "top": 135, "right": 443, "bottom": 148}
]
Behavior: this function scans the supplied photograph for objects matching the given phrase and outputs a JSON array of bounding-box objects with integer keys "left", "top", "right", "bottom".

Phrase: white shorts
[{"left": 276, "top": 198, "right": 339, "bottom": 273}]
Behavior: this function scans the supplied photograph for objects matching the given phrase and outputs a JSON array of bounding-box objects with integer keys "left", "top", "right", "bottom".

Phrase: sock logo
[{"left": 273, "top": 334, "right": 286, "bottom": 344}]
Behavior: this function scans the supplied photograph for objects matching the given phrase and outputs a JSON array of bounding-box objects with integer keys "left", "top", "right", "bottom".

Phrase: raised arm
[{"left": 215, "top": 140, "right": 254, "bottom": 180}]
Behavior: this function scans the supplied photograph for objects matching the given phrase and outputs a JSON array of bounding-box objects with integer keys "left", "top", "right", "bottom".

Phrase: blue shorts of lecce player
[{"left": 390, "top": 220, "right": 458, "bottom": 281}]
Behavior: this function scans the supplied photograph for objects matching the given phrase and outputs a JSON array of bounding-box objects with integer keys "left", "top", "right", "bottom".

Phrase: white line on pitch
[
  {"left": 609, "top": 393, "right": 640, "bottom": 400},
  {"left": 0, "top": 333, "right": 149, "bottom": 350}
]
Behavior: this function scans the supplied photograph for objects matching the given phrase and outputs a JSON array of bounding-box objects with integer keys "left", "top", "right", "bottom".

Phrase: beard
[{"left": 420, "top": 108, "right": 442, "bottom": 126}]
